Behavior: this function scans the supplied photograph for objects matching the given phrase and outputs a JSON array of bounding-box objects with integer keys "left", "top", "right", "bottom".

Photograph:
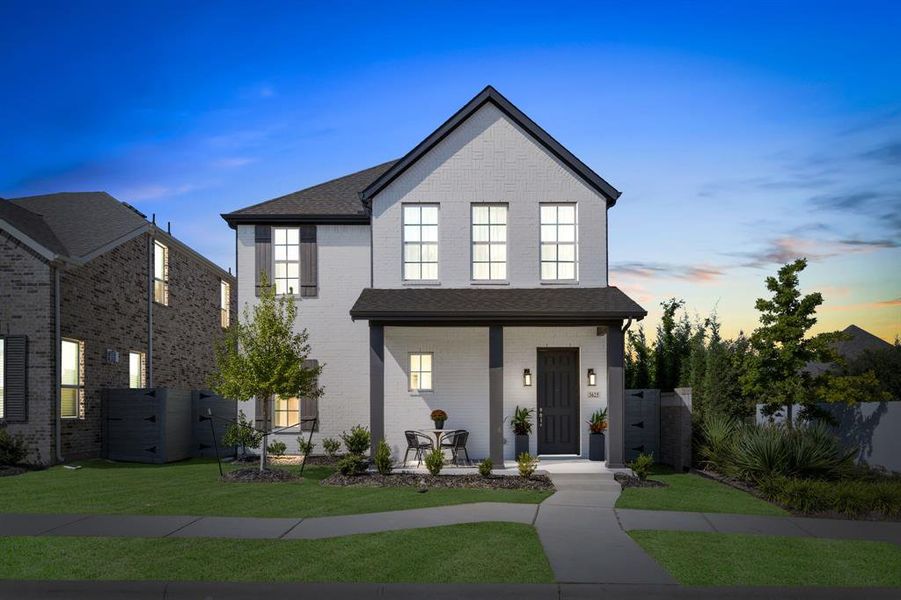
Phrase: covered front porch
[{"left": 350, "top": 287, "right": 647, "bottom": 469}]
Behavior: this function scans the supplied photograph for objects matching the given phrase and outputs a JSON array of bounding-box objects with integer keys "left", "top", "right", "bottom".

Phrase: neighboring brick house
[
  {"left": 0, "top": 192, "right": 236, "bottom": 463},
  {"left": 223, "top": 86, "right": 646, "bottom": 467}
]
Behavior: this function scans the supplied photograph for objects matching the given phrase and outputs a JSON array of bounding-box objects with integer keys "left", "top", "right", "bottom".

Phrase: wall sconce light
[
  {"left": 523, "top": 368, "right": 532, "bottom": 387},
  {"left": 587, "top": 368, "right": 596, "bottom": 386}
]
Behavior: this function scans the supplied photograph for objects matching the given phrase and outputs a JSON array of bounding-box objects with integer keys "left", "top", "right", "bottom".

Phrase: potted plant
[
  {"left": 587, "top": 408, "right": 607, "bottom": 461},
  {"left": 511, "top": 406, "right": 534, "bottom": 458},
  {"left": 431, "top": 409, "right": 448, "bottom": 429}
]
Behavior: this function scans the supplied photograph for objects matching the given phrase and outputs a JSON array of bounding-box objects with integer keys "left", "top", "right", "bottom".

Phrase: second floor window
[
  {"left": 129, "top": 351, "right": 146, "bottom": 389},
  {"left": 61, "top": 338, "right": 84, "bottom": 419},
  {"left": 220, "top": 280, "right": 231, "bottom": 328},
  {"left": 273, "top": 227, "right": 300, "bottom": 295},
  {"left": 540, "top": 204, "right": 577, "bottom": 281},
  {"left": 472, "top": 204, "right": 507, "bottom": 280},
  {"left": 153, "top": 241, "right": 169, "bottom": 305},
  {"left": 403, "top": 205, "right": 438, "bottom": 281}
]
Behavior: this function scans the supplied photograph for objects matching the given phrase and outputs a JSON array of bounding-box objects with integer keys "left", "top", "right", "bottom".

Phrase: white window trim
[
  {"left": 61, "top": 338, "right": 85, "bottom": 420},
  {"left": 539, "top": 203, "right": 579, "bottom": 282},
  {"left": 402, "top": 204, "right": 439, "bottom": 283},
  {"left": 153, "top": 241, "right": 169, "bottom": 305},
  {"left": 273, "top": 227, "right": 301, "bottom": 296},
  {"left": 471, "top": 203, "right": 508, "bottom": 282},
  {"left": 408, "top": 352, "right": 434, "bottom": 393}
]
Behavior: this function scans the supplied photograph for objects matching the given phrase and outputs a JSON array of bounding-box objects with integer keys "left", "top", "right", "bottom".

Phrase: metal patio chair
[
  {"left": 403, "top": 430, "right": 434, "bottom": 466},
  {"left": 439, "top": 429, "right": 471, "bottom": 466}
]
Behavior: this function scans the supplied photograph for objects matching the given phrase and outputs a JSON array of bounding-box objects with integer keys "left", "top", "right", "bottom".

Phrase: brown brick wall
[{"left": 0, "top": 231, "right": 56, "bottom": 464}]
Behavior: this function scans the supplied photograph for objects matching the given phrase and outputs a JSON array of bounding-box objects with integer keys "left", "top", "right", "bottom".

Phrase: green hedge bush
[{"left": 759, "top": 475, "right": 901, "bottom": 518}]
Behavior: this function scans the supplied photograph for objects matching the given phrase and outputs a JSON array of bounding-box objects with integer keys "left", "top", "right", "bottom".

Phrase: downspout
[
  {"left": 54, "top": 265, "right": 63, "bottom": 463},
  {"left": 147, "top": 234, "right": 154, "bottom": 387}
]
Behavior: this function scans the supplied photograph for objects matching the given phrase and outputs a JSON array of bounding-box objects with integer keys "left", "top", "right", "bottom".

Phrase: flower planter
[
  {"left": 589, "top": 432, "right": 605, "bottom": 461},
  {"left": 514, "top": 434, "right": 529, "bottom": 458},
  {"left": 433, "top": 420, "right": 445, "bottom": 430}
]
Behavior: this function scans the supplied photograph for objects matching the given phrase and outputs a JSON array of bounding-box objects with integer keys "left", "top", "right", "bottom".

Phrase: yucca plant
[{"left": 697, "top": 413, "right": 739, "bottom": 473}]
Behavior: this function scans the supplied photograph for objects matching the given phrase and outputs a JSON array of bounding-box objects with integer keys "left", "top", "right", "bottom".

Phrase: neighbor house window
[
  {"left": 128, "top": 351, "right": 146, "bottom": 389},
  {"left": 403, "top": 205, "right": 438, "bottom": 281},
  {"left": 472, "top": 204, "right": 507, "bottom": 280},
  {"left": 409, "top": 352, "right": 433, "bottom": 391},
  {"left": 61, "top": 339, "right": 84, "bottom": 419},
  {"left": 0, "top": 338, "right": 5, "bottom": 420},
  {"left": 273, "top": 227, "right": 300, "bottom": 295},
  {"left": 220, "top": 280, "right": 231, "bottom": 328},
  {"left": 273, "top": 396, "right": 299, "bottom": 429},
  {"left": 153, "top": 241, "right": 169, "bottom": 305},
  {"left": 540, "top": 204, "right": 577, "bottom": 281}
]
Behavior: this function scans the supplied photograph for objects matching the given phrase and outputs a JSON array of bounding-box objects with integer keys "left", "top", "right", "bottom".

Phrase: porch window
[
  {"left": 273, "top": 227, "right": 300, "bottom": 295},
  {"left": 153, "top": 241, "right": 169, "bottom": 305},
  {"left": 403, "top": 205, "right": 438, "bottom": 281},
  {"left": 273, "top": 396, "right": 299, "bottom": 428},
  {"left": 61, "top": 338, "right": 85, "bottom": 419},
  {"left": 129, "top": 351, "right": 146, "bottom": 389},
  {"left": 540, "top": 204, "right": 577, "bottom": 281},
  {"left": 409, "top": 352, "right": 433, "bottom": 391},
  {"left": 472, "top": 204, "right": 507, "bottom": 280},
  {"left": 220, "top": 279, "right": 231, "bottom": 328}
]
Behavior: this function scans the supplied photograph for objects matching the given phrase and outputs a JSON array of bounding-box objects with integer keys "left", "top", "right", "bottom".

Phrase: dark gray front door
[{"left": 537, "top": 348, "right": 580, "bottom": 455}]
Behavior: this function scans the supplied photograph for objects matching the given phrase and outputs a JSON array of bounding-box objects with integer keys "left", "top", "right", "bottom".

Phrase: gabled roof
[
  {"left": 806, "top": 324, "right": 894, "bottom": 376},
  {"left": 0, "top": 198, "right": 68, "bottom": 255},
  {"left": 359, "top": 85, "right": 621, "bottom": 207},
  {"left": 350, "top": 287, "right": 646, "bottom": 322},
  {"left": 9, "top": 192, "right": 147, "bottom": 258},
  {"left": 221, "top": 161, "right": 397, "bottom": 227}
]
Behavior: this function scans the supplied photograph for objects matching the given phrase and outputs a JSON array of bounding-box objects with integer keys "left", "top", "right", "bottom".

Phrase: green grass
[
  {"left": 615, "top": 466, "right": 787, "bottom": 516},
  {"left": 0, "top": 459, "right": 551, "bottom": 518},
  {"left": 630, "top": 530, "right": 901, "bottom": 587},
  {"left": 0, "top": 523, "right": 553, "bottom": 583}
]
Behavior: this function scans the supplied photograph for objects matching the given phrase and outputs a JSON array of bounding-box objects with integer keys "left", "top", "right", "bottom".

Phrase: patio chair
[
  {"left": 403, "top": 430, "right": 434, "bottom": 466},
  {"left": 439, "top": 429, "right": 471, "bottom": 466}
]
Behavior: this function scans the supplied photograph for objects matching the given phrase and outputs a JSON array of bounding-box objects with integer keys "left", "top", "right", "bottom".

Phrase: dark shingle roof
[
  {"left": 806, "top": 324, "right": 894, "bottom": 375},
  {"left": 221, "top": 161, "right": 398, "bottom": 226},
  {"left": 350, "top": 287, "right": 646, "bottom": 322},
  {"left": 0, "top": 198, "right": 68, "bottom": 255},
  {"left": 9, "top": 192, "right": 147, "bottom": 258}
]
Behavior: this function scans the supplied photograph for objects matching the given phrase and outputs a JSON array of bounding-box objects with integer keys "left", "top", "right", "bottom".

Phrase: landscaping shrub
[
  {"left": 478, "top": 458, "right": 493, "bottom": 477},
  {"left": 629, "top": 453, "right": 654, "bottom": 481},
  {"left": 697, "top": 413, "right": 738, "bottom": 473},
  {"left": 266, "top": 440, "right": 287, "bottom": 457},
  {"left": 758, "top": 475, "right": 901, "bottom": 518},
  {"left": 424, "top": 447, "right": 444, "bottom": 476},
  {"left": 341, "top": 425, "right": 371, "bottom": 456},
  {"left": 296, "top": 438, "right": 315, "bottom": 456},
  {"left": 337, "top": 453, "right": 367, "bottom": 476},
  {"left": 517, "top": 452, "right": 539, "bottom": 478},
  {"left": 322, "top": 437, "right": 341, "bottom": 458},
  {"left": 222, "top": 411, "right": 263, "bottom": 457},
  {"left": 0, "top": 428, "right": 28, "bottom": 465},
  {"left": 373, "top": 439, "right": 393, "bottom": 475}
]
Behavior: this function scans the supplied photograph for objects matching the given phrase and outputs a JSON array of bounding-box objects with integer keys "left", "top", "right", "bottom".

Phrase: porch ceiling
[{"left": 349, "top": 287, "right": 647, "bottom": 323}]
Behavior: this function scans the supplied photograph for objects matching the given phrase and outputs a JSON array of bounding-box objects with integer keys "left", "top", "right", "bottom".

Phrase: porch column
[
  {"left": 489, "top": 325, "right": 504, "bottom": 465},
  {"left": 369, "top": 322, "right": 384, "bottom": 456},
  {"left": 606, "top": 322, "right": 626, "bottom": 468}
]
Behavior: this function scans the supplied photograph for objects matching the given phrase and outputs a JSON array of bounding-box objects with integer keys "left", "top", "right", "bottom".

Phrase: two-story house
[
  {"left": 0, "top": 192, "right": 236, "bottom": 463},
  {"left": 222, "top": 86, "right": 646, "bottom": 467}
]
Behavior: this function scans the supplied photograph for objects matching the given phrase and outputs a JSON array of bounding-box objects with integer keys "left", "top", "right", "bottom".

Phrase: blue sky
[{"left": 1, "top": 1, "right": 899, "bottom": 340}]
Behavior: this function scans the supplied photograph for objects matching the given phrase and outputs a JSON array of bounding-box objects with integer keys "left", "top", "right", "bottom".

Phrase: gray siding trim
[
  {"left": 299, "top": 225, "right": 318, "bottom": 298},
  {"left": 606, "top": 324, "right": 626, "bottom": 468},
  {"left": 369, "top": 323, "right": 384, "bottom": 456},
  {"left": 489, "top": 325, "right": 504, "bottom": 464},
  {"left": 2, "top": 335, "right": 28, "bottom": 422},
  {"left": 254, "top": 225, "right": 272, "bottom": 297}
]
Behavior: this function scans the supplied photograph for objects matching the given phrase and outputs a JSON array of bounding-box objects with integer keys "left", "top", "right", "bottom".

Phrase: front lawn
[
  {"left": 630, "top": 530, "right": 901, "bottom": 587},
  {"left": 0, "top": 459, "right": 551, "bottom": 518},
  {"left": 0, "top": 522, "right": 553, "bottom": 583},
  {"left": 615, "top": 466, "right": 787, "bottom": 516}
]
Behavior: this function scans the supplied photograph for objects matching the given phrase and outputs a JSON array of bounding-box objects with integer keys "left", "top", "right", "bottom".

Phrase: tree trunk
[{"left": 259, "top": 394, "right": 270, "bottom": 472}]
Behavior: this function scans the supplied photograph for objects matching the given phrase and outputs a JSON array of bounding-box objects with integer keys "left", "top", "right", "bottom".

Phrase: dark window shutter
[
  {"left": 254, "top": 225, "right": 272, "bottom": 297},
  {"left": 300, "top": 225, "right": 318, "bottom": 298},
  {"left": 300, "top": 359, "right": 319, "bottom": 431},
  {"left": 3, "top": 336, "right": 28, "bottom": 422}
]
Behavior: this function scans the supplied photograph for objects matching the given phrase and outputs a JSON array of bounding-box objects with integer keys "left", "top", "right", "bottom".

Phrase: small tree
[
  {"left": 209, "top": 273, "right": 322, "bottom": 471},
  {"left": 625, "top": 325, "right": 653, "bottom": 389}
]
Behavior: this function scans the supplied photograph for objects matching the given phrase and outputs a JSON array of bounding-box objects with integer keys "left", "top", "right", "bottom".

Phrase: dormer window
[{"left": 403, "top": 205, "right": 438, "bottom": 281}]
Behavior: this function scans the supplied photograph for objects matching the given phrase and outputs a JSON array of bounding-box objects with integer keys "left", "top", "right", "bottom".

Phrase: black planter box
[
  {"left": 514, "top": 434, "right": 529, "bottom": 458},
  {"left": 589, "top": 433, "right": 605, "bottom": 461}
]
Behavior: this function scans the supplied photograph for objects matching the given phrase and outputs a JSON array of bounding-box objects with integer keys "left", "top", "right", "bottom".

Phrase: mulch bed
[
  {"left": 614, "top": 472, "right": 668, "bottom": 489},
  {"left": 0, "top": 466, "right": 27, "bottom": 478},
  {"left": 322, "top": 471, "right": 555, "bottom": 491},
  {"left": 221, "top": 467, "right": 300, "bottom": 483}
]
